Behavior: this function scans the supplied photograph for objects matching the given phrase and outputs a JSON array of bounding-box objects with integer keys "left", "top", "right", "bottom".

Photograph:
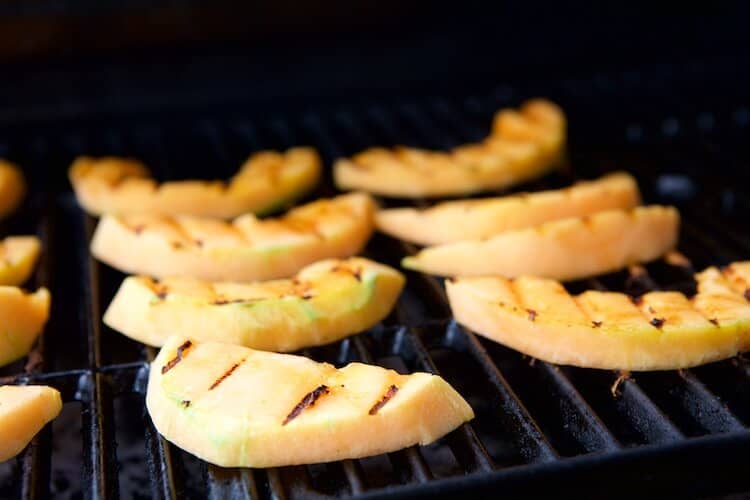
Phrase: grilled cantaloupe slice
[
  {"left": 91, "top": 192, "right": 375, "bottom": 281},
  {"left": 69, "top": 147, "right": 321, "bottom": 218},
  {"left": 334, "top": 99, "right": 565, "bottom": 198},
  {"left": 0, "top": 287, "right": 51, "bottom": 367},
  {"left": 402, "top": 206, "right": 679, "bottom": 281},
  {"left": 447, "top": 262, "right": 750, "bottom": 370},
  {"left": 104, "top": 258, "right": 405, "bottom": 350},
  {"left": 0, "top": 236, "right": 41, "bottom": 286},
  {"left": 147, "top": 336, "right": 473, "bottom": 467},
  {"left": 0, "top": 160, "right": 26, "bottom": 220},
  {"left": 0, "top": 385, "right": 62, "bottom": 462},
  {"left": 376, "top": 172, "right": 640, "bottom": 245}
]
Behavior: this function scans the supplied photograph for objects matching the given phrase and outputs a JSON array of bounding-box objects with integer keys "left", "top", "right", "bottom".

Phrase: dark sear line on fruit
[
  {"left": 709, "top": 318, "right": 720, "bottom": 326},
  {"left": 161, "top": 340, "right": 193, "bottom": 374},
  {"left": 368, "top": 385, "right": 399, "bottom": 415},
  {"left": 744, "top": 289, "right": 750, "bottom": 302},
  {"left": 181, "top": 400, "right": 191, "bottom": 408},
  {"left": 650, "top": 317, "right": 666, "bottom": 329},
  {"left": 212, "top": 298, "right": 249, "bottom": 305},
  {"left": 526, "top": 309, "right": 537, "bottom": 322},
  {"left": 591, "top": 320, "right": 603, "bottom": 328},
  {"left": 283, "top": 385, "right": 330, "bottom": 425},
  {"left": 209, "top": 359, "right": 246, "bottom": 390}
]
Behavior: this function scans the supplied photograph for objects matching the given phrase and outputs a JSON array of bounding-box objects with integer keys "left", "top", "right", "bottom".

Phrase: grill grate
[{"left": 1, "top": 77, "right": 750, "bottom": 498}]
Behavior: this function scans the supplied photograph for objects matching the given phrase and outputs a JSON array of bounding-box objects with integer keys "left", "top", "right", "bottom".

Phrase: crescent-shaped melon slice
[
  {"left": 447, "top": 262, "right": 750, "bottom": 370},
  {"left": 0, "top": 236, "right": 41, "bottom": 286},
  {"left": 402, "top": 205, "right": 679, "bottom": 281},
  {"left": 0, "top": 160, "right": 26, "bottom": 220},
  {"left": 91, "top": 192, "right": 376, "bottom": 281},
  {"left": 0, "top": 385, "right": 62, "bottom": 462},
  {"left": 0, "top": 287, "right": 50, "bottom": 367},
  {"left": 69, "top": 147, "right": 321, "bottom": 218},
  {"left": 376, "top": 172, "right": 641, "bottom": 245},
  {"left": 146, "top": 336, "right": 473, "bottom": 467},
  {"left": 334, "top": 99, "right": 565, "bottom": 198},
  {"left": 104, "top": 257, "right": 405, "bottom": 351}
]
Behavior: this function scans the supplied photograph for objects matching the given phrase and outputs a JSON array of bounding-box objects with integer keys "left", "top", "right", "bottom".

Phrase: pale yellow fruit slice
[
  {"left": 0, "top": 385, "right": 62, "bottom": 462},
  {"left": 104, "top": 257, "right": 405, "bottom": 350},
  {"left": 376, "top": 172, "right": 641, "bottom": 245},
  {"left": 334, "top": 99, "right": 565, "bottom": 198},
  {"left": 69, "top": 147, "right": 321, "bottom": 218},
  {"left": 91, "top": 192, "right": 375, "bottom": 281},
  {"left": 0, "top": 160, "right": 26, "bottom": 220},
  {"left": 0, "top": 287, "right": 50, "bottom": 367},
  {"left": 402, "top": 205, "right": 679, "bottom": 281},
  {"left": 447, "top": 262, "right": 750, "bottom": 370},
  {"left": 146, "top": 336, "right": 473, "bottom": 467},
  {"left": 0, "top": 236, "right": 41, "bottom": 286}
]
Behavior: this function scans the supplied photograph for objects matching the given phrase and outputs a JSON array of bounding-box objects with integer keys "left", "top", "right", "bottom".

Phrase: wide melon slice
[
  {"left": 69, "top": 147, "right": 321, "bottom": 218},
  {"left": 376, "top": 172, "right": 640, "bottom": 245},
  {"left": 0, "top": 236, "right": 41, "bottom": 286},
  {"left": 0, "top": 160, "right": 26, "bottom": 220},
  {"left": 0, "top": 385, "right": 62, "bottom": 462},
  {"left": 402, "top": 205, "right": 679, "bottom": 281},
  {"left": 333, "top": 99, "right": 565, "bottom": 198},
  {"left": 147, "top": 336, "right": 473, "bottom": 467},
  {"left": 91, "top": 192, "right": 375, "bottom": 281},
  {"left": 104, "top": 257, "right": 405, "bottom": 350},
  {"left": 0, "top": 287, "right": 50, "bottom": 367},
  {"left": 447, "top": 262, "right": 750, "bottom": 371}
]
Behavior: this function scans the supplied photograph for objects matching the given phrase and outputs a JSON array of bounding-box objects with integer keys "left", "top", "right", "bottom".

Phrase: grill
[{"left": 1, "top": 61, "right": 750, "bottom": 499}]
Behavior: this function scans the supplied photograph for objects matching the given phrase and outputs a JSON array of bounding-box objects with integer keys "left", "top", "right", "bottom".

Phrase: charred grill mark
[
  {"left": 369, "top": 385, "right": 399, "bottom": 415},
  {"left": 745, "top": 289, "right": 750, "bottom": 302},
  {"left": 283, "top": 385, "right": 330, "bottom": 425},
  {"left": 161, "top": 340, "right": 193, "bottom": 374},
  {"left": 709, "top": 318, "right": 719, "bottom": 326},
  {"left": 302, "top": 293, "right": 314, "bottom": 300},
  {"left": 526, "top": 309, "right": 537, "bottom": 322},
  {"left": 592, "top": 320, "right": 603, "bottom": 328},
  {"left": 209, "top": 359, "right": 245, "bottom": 390},
  {"left": 212, "top": 298, "right": 248, "bottom": 305},
  {"left": 331, "top": 265, "right": 362, "bottom": 282},
  {"left": 133, "top": 225, "right": 145, "bottom": 235},
  {"left": 171, "top": 241, "right": 184, "bottom": 249},
  {"left": 181, "top": 400, "right": 191, "bottom": 408},
  {"left": 156, "top": 290, "right": 168, "bottom": 300},
  {"left": 194, "top": 239, "right": 204, "bottom": 248},
  {"left": 650, "top": 317, "right": 666, "bottom": 329}
]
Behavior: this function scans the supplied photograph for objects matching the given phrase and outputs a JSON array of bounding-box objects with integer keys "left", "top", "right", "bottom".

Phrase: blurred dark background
[{"left": 1, "top": 1, "right": 749, "bottom": 127}]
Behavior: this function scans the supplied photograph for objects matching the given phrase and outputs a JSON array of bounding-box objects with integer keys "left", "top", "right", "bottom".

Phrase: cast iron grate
[{"left": 1, "top": 78, "right": 750, "bottom": 499}]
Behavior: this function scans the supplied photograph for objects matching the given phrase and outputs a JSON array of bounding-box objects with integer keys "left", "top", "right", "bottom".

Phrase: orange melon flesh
[
  {"left": 0, "top": 385, "right": 62, "bottom": 462},
  {"left": 104, "top": 257, "right": 405, "bottom": 350},
  {"left": 0, "top": 236, "right": 41, "bottom": 286},
  {"left": 69, "top": 147, "right": 321, "bottom": 218},
  {"left": 334, "top": 99, "right": 566, "bottom": 198},
  {"left": 0, "top": 160, "right": 26, "bottom": 220},
  {"left": 91, "top": 192, "right": 376, "bottom": 281},
  {"left": 376, "top": 172, "right": 641, "bottom": 245},
  {"left": 402, "top": 205, "right": 679, "bottom": 281},
  {"left": 0, "top": 287, "right": 51, "bottom": 367},
  {"left": 446, "top": 262, "right": 750, "bottom": 371},
  {"left": 147, "top": 336, "right": 474, "bottom": 467}
]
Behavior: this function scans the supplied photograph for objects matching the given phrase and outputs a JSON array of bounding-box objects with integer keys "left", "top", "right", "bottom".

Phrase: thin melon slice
[
  {"left": 91, "top": 192, "right": 375, "bottom": 281},
  {"left": 402, "top": 205, "right": 679, "bottom": 281},
  {"left": 0, "top": 236, "right": 41, "bottom": 286},
  {"left": 376, "top": 172, "right": 640, "bottom": 245},
  {"left": 0, "top": 160, "right": 26, "bottom": 220},
  {"left": 447, "top": 262, "right": 750, "bottom": 370},
  {"left": 69, "top": 147, "right": 321, "bottom": 218},
  {"left": 0, "top": 385, "right": 62, "bottom": 462},
  {"left": 147, "top": 336, "right": 473, "bottom": 467},
  {"left": 0, "top": 287, "right": 50, "bottom": 367},
  {"left": 104, "top": 257, "right": 405, "bottom": 350},
  {"left": 334, "top": 99, "right": 565, "bottom": 198}
]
